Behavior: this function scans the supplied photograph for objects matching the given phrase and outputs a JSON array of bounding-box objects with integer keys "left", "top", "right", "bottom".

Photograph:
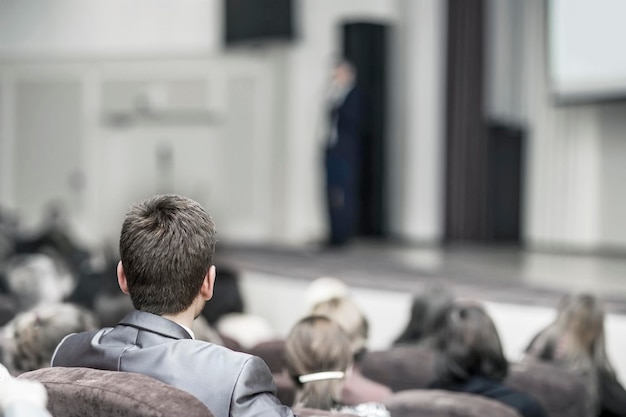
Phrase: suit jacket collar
[{"left": 118, "top": 310, "right": 193, "bottom": 340}]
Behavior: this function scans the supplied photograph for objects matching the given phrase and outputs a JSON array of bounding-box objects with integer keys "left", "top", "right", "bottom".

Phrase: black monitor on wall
[{"left": 224, "top": 0, "right": 295, "bottom": 46}]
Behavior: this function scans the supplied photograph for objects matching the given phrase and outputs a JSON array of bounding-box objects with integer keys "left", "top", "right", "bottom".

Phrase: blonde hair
[
  {"left": 285, "top": 316, "right": 352, "bottom": 410},
  {"left": 4, "top": 303, "right": 98, "bottom": 373},
  {"left": 526, "top": 293, "right": 613, "bottom": 415},
  {"left": 311, "top": 297, "right": 368, "bottom": 358},
  {"left": 304, "top": 277, "right": 349, "bottom": 310}
]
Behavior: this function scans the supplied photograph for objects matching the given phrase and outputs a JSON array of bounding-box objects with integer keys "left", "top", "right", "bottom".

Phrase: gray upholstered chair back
[
  {"left": 273, "top": 371, "right": 296, "bottom": 406},
  {"left": 360, "top": 346, "right": 435, "bottom": 392},
  {"left": 383, "top": 389, "right": 522, "bottom": 417},
  {"left": 505, "top": 362, "right": 591, "bottom": 417},
  {"left": 361, "top": 347, "right": 588, "bottom": 417},
  {"left": 18, "top": 367, "right": 214, "bottom": 417},
  {"left": 248, "top": 339, "right": 286, "bottom": 373}
]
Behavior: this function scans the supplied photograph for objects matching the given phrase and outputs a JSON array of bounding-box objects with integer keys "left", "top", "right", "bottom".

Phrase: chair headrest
[
  {"left": 384, "top": 389, "right": 522, "bottom": 417},
  {"left": 18, "top": 367, "right": 214, "bottom": 417}
]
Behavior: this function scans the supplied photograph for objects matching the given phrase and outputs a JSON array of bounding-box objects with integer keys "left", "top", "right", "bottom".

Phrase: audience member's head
[
  {"left": 3, "top": 303, "right": 97, "bottom": 373},
  {"left": 118, "top": 194, "right": 217, "bottom": 316},
  {"left": 394, "top": 283, "right": 454, "bottom": 346},
  {"left": 215, "top": 313, "right": 275, "bottom": 350},
  {"left": 0, "top": 208, "right": 18, "bottom": 263},
  {"left": 525, "top": 293, "right": 613, "bottom": 414},
  {"left": 2, "top": 254, "right": 74, "bottom": 311},
  {"left": 0, "top": 362, "right": 51, "bottom": 417},
  {"left": 200, "top": 265, "right": 245, "bottom": 325},
  {"left": 526, "top": 293, "right": 611, "bottom": 369},
  {"left": 92, "top": 293, "right": 134, "bottom": 328},
  {"left": 434, "top": 301, "right": 508, "bottom": 384},
  {"left": 285, "top": 315, "right": 352, "bottom": 410},
  {"left": 304, "top": 277, "right": 349, "bottom": 311},
  {"left": 311, "top": 297, "right": 368, "bottom": 361},
  {"left": 558, "top": 293, "right": 606, "bottom": 360},
  {"left": 191, "top": 315, "right": 224, "bottom": 345}
]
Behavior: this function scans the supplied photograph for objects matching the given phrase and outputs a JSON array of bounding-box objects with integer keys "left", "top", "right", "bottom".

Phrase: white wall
[
  {"left": 0, "top": 0, "right": 228, "bottom": 243},
  {"left": 485, "top": 0, "right": 527, "bottom": 125},
  {"left": 598, "top": 103, "right": 626, "bottom": 248},
  {"left": 0, "top": 0, "right": 290, "bottom": 245},
  {"left": 523, "top": 0, "right": 602, "bottom": 250},
  {"left": 0, "top": 0, "right": 220, "bottom": 57},
  {"left": 487, "top": 0, "right": 626, "bottom": 251},
  {"left": 388, "top": 0, "right": 447, "bottom": 243},
  {"left": 0, "top": 56, "right": 286, "bottom": 247}
]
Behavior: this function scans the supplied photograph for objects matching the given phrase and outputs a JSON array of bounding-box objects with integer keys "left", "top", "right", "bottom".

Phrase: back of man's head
[{"left": 119, "top": 194, "right": 216, "bottom": 315}]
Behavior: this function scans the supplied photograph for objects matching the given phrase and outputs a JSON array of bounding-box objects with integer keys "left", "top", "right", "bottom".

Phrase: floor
[
  {"left": 217, "top": 240, "right": 626, "bottom": 313},
  {"left": 216, "top": 241, "right": 626, "bottom": 384}
]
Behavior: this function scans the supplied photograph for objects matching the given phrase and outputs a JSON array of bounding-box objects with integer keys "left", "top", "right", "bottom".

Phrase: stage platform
[{"left": 217, "top": 240, "right": 626, "bottom": 314}]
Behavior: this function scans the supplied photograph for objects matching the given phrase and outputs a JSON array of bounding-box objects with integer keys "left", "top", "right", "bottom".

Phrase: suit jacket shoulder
[{"left": 52, "top": 310, "right": 293, "bottom": 417}]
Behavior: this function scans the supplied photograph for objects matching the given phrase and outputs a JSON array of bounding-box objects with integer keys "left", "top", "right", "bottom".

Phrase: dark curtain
[{"left": 444, "top": 0, "right": 488, "bottom": 242}]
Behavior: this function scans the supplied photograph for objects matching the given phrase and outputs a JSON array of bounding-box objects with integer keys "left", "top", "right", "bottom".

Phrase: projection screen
[{"left": 549, "top": 0, "right": 626, "bottom": 102}]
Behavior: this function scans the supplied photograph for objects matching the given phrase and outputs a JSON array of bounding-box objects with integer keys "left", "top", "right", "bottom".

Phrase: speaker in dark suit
[{"left": 324, "top": 61, "right": 365, "bottom": 246}]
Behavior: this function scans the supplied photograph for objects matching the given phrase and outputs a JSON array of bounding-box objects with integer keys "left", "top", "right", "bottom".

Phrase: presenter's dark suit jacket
[
  {"left": 51, "top": 310, "right": 293, "bottom": 417},
  {"left": 325, "top": 85, "right": 365, "bottom": 245}
]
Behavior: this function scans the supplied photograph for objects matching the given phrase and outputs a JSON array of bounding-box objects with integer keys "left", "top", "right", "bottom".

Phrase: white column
[
  {"left": 388, "top": 0, "right": 447, "bottom": 243},
  {"left": 0, "top": 71, "right": 16, "bottom": 208},
  {"left": 485, "top": 0, "right": 527, "bottom": 124}
]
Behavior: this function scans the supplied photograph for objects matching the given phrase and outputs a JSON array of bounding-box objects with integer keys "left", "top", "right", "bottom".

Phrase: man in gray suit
[{"left": 51, "top": 194, "right": 293, "bottom": 417}]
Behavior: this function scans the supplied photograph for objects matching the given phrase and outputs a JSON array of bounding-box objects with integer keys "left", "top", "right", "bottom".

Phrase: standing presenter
[{"left": 323, "top": 60, "right": 365, "bottom": 247}]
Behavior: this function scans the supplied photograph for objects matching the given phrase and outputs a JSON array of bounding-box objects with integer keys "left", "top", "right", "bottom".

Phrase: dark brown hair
[
  {"left": 394, "top": 284, "right": 454, "bottom": 346},
  {"left": 434, "top": 302, "right": 508, "bottom": 383},
  {"left": 119, "top": 194, "right": 217, "bottom": 315}
]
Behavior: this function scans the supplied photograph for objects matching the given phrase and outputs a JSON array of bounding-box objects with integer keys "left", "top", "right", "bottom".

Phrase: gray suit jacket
[{"left": 51, "top": 310, "right": 293, "bottom": 417}]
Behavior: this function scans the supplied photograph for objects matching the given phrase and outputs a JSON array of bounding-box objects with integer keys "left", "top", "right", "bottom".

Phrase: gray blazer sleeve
[{"left": 231, "top": 356, "right": 294, "bottom": 417}]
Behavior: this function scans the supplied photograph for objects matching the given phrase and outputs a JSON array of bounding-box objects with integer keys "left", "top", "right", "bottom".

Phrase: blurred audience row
[
  {"left": 275, "top": 280, "right": 626, "bottom": 417},
  {"left": 0, "top": 206, "right": 624, "bottom": 417}
]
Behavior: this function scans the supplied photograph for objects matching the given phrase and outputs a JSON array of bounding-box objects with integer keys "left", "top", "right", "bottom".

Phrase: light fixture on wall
[{"left": 103, "top": 84, "right": 221, "bottom": 128}]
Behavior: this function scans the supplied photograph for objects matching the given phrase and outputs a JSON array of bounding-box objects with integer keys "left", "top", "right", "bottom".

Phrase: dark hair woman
[
  {"left": 525, "top": 293, "right": 626, "bottom": 417},
  {"left": 394, "top": 284, "right": 454, "bottom": 347},
  {"left": 431, "top": 301, "right": 547, "bottom": 417}
]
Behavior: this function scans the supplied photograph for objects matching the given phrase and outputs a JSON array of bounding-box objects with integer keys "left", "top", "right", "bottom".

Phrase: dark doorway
[{"left": 342, "top": 21, "right": 389, "bottom": 237}]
